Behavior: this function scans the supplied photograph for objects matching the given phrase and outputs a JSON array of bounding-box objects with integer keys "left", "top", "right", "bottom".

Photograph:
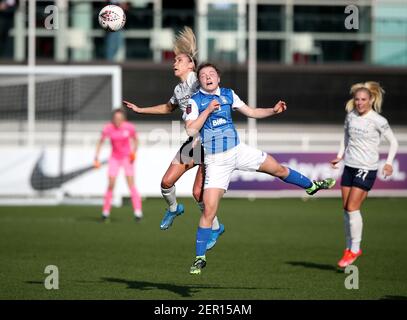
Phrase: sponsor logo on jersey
[
  {"left": 212, "top": 118, "right": 227, "bottom": 127},
  {"left": 349, "top": 126, "right": 369, "bottom": 135},
  {"left": 220, "top": 96, "right": 228, "bottom": 104},
  {"left": 177, "top": 94, "right": 191, "bottom": 106}
]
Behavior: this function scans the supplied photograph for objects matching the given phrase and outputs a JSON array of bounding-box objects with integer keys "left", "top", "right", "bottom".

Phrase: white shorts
[{"left": 204, "top": 143, "right": 267, "bottom": 191}]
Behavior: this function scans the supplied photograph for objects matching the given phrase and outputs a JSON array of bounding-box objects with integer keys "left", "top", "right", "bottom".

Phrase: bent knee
[
  {"left": 203, "top": 205, "right": 217, "bottom": 217},
  {"left": 275, "top": 165, "right": 289, "bottom": 178},
  {"left": 344, "top": 201, "right": 360, "bottom": 212},
  {"left": 161, "top": 177, "right": 174, "bottom": 189},
  {"left": 345, "top": 206, "right": 360, "bottom": 212}
]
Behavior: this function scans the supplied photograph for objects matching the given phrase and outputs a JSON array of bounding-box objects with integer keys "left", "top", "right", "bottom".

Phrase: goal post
[
  {"left": 0, "top": 65, "right": 122, "bottom": 109},
  {"left": 0, "top": 65, "right": 122, "bottom": 143},
  {"left": 0, "top": 65, "right": 122, "bottom": 205}
]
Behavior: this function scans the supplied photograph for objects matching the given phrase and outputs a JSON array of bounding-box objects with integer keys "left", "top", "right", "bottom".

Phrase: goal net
[{"left": 0, "top": 65, "right": 122, "bottom": 205}]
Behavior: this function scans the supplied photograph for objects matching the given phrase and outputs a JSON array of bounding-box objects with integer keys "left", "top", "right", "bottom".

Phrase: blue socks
[
  {"left": 281, "top": 167, "right": 313, "bottom": 189},
  {"left": 195, "top": 226, "right": 212, "bottom": 257}
]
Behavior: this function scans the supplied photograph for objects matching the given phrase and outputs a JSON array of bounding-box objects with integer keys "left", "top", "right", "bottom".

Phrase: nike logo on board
[{"left": 30, "top": 152, "right": 107, "bottom": 191}]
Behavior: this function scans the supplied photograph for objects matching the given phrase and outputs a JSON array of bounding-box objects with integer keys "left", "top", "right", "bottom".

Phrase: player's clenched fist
[
  {"left": 382, "top": 163, "right": 393, "bottom": 178},
  {"left": 273, "top": 100, "right": 287, "bottom": 114},
  {"left": 330, "top": 157, "right": 342, "bottom": 169},
  {"left": 207, "top": 99, "right": 221, "bottom": 113}
]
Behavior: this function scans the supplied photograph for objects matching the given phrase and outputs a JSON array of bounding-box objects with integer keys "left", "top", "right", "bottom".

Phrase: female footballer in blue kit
[
  {"left": 330, "top": 81, "right": 398, "bottom": 268},
  {"left": 123, "top": 27, "right": 224, "bottom": 250},
  {"left": 185, "top": 63, "right": 337, "bottom": 274}
]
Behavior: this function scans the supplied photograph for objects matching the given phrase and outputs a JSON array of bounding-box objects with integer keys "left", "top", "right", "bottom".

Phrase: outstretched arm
[
  {"left": 236, "top": 100, "right": 287, "bottom": 119},
  {"left": 123, "top": 100, "right": 177, "bottom": 115}
]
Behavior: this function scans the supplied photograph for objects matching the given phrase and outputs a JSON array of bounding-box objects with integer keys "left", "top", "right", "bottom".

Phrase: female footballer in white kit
[
  {"left": 185, "top": 63, "right": 336, "bottom": 275},
  {"left": 331, "top": 81, "right": 398, "bottom": 268},
  {"left": 123, "top": 27, "right": 224, "bottom": 250}
]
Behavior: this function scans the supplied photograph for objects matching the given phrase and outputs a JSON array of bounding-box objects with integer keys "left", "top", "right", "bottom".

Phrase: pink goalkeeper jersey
[{"left": 102, "top": 121, "right": 137, "bottom": 159}]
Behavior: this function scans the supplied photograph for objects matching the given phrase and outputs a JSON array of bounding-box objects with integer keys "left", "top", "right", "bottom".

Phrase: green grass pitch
[{"left": 0, "top": 198, "right": 406, "bottom": 300}]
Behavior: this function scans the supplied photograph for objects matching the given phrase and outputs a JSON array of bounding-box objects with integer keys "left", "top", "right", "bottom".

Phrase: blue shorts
[{"left": 341, "top": 165, "right": 377, "bottom": 191}]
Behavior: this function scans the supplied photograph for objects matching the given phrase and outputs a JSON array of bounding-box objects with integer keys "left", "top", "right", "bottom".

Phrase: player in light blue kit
[
  {"left": 124, "top": 27, "right": 224, "bottom": 250},
  {"left": 184, "top": 63, "right": 337, "bottom": 275}
]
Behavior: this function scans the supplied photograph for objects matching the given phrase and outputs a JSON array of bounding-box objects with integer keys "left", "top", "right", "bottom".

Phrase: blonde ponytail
[
  {"left": 345, "top": 81, "right": 385, "bottom": 113},
  {"left": 366, "top": 81, "right": 385, "bottom": 113},
  {"left": 173, "top": 26, "right": 198, "bottom": 64}
]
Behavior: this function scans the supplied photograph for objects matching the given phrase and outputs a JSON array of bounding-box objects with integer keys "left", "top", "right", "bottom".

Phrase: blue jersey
[{"left": 187, "top": 88, "right": 244, "bottom": 154}]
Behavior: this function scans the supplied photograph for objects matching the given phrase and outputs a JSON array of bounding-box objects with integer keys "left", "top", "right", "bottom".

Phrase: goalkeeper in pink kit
[{"left": 94, "top": 109, "right": 143, "bottom": 221}]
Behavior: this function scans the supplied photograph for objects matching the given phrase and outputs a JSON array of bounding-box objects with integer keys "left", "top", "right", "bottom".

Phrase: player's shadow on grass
[
  {"left": 25, "top": 281, "right": 43, "bottom": 285},
  {"left": 74, "top": 216, "right": 107, "bottom": 223},
  {"left": 101, "top": 277, "right": 283, "bottom": 298},
  {"left": 286, "top": 261, "right": 341, "bottom": 273}
]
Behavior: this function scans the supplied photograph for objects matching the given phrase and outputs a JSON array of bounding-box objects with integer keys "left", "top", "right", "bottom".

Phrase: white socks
[
  {"left": 161, "top": 185, "right": 222, "bottom": 231},
  {"left": 343, "top": 210, "right": 351, "bottom": 249},
  {"left": 197, "top": 201, "right": 220, "bottom": 231},
  {"left": 346, "top": 210, "right": 363, "bottom": 253},
  {"left": 212, "top": 216, "right": 220, "bottom": 230},
  {"left": 134, "top": 210, "right": 143, "bottom": 218},
  {"left": 161, "top": 185, "right": 178, "bottom": 212}
]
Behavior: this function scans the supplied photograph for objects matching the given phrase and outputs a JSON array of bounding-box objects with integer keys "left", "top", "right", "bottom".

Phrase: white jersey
[
  {"left": 340, "top": 109, "right": 398, "bottom": 170},
  {"left": 169, "top": 71, "right": 199, "bottom": 121}
]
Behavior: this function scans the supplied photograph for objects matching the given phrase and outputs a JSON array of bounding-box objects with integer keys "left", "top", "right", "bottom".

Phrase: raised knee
[{"left": 161, "top": 177, "right": 173, "bottom": 189}]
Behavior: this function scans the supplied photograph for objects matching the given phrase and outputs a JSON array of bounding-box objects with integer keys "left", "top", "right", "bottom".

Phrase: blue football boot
[
  {"left": 160, "top": 203, "right": 184, "bottom": 230},
  {"left": 206, "top": 223, "right": 225, "bottom": 250}
]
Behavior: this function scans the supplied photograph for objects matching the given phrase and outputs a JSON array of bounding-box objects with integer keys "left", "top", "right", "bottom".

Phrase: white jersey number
[{"left": 356, "top": 169, "right": 369, "bottom": 181}]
